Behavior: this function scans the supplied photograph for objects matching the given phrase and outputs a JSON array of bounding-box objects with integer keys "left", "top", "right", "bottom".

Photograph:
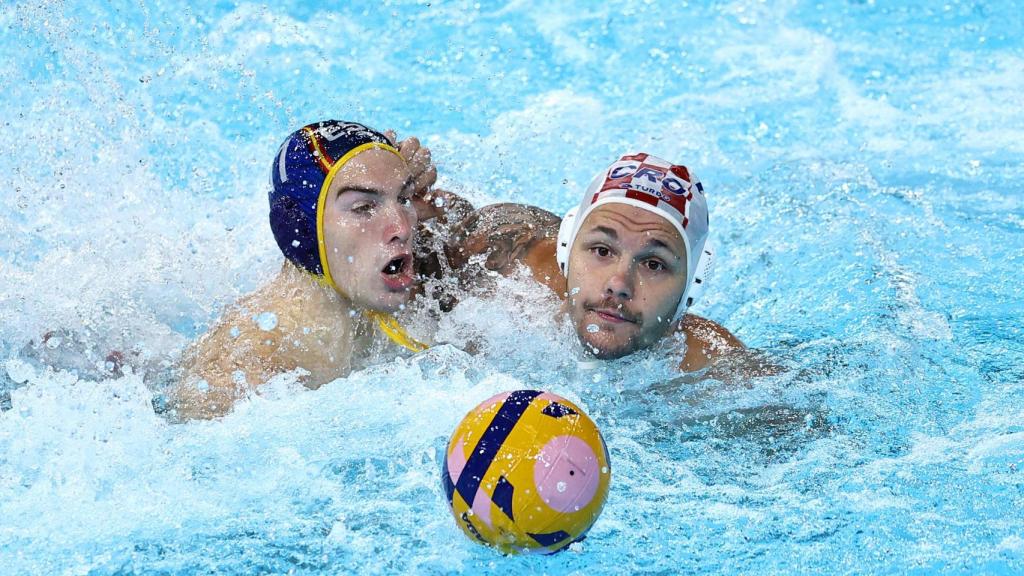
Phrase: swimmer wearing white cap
[{"left": 447, "top": 153, "right": 749, "bottom": 372}]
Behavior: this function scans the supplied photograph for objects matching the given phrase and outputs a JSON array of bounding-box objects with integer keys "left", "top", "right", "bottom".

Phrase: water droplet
[
  {"left": 5, "top": 359, "right": 33, "bottom": 384},
  {"left": 253, "top": 312, "right": 278, "bottom": 331},
  {"left": 229, "top": 326, "right": 240, "bottom": 338},
  {"left": 569, "top": 287, "right": 580, "bottom": 296},
  {"left": 556, "top": 481, "right": 567, "bottom": 493},
  {"left": 291, "top": 239, "right": 301, "bottom": 247},
  {"left": 195, "top": 379, "right": 209, "bottom": 392},
  {"left": 586, "top": 324, "right": 599, "bottom": 333},
  {"left": 347, "top": 255, "right": 354, "bottom": 263}
]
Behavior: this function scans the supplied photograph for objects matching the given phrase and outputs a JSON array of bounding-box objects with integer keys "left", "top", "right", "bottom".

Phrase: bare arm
[
  {"left": 444, "top": 203, "right": 565, "bottom": 295},
  {"left": 394, "top": 133, "right": 476, "bottom": 300},
  {"left": 678, "top": 314, "right": 744, "bottom": 372}
]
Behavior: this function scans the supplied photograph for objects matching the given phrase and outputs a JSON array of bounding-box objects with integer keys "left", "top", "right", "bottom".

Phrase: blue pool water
[{"left": 2, "top": 1, "right": 1023, "bottom": 574}]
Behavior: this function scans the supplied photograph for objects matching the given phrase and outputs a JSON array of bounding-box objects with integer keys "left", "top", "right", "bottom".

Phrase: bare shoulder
[
  {"left": 678, "top": 314, "right": 745, "bottom": 372},
  {"left": 186, "top": 287, "right": 298, "bottom": 365},
  {"left": 171, "top": 273, "right": 348, "bottom": 420},
  {"left": 172, "top": 290, "right": 290, "bottom": 419}
]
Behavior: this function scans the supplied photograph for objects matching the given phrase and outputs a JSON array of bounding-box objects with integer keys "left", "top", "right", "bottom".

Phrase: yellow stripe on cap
[
  {"left": 315, "top": 141, "right": 404, "bottom": 292},
  {"left": 364, "top": 310, "right": 430, "bottom": 353}
]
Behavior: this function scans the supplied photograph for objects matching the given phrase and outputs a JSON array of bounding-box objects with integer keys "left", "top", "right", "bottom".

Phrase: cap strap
[{"left": 364, "top": 310, "right": 430, "bottom": 353}]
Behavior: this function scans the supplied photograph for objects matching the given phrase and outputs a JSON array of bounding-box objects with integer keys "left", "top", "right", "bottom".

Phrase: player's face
[
  {"left": 565, "top": 205, "right": 687, "bottom": 359},
  {"left": 321, "top": 149, "right": 417, "bottom": 312}
]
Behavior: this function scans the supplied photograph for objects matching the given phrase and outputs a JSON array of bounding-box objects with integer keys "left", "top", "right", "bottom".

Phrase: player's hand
[
  {"left": 385, "top": 131, "right": 440, "bottom": 220},
  {"left": 398, "top": 136, "right": 438, "bottom": 200}
]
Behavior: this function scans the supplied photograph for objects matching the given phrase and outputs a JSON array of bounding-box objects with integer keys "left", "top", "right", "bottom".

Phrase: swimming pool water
[{"left": 1, "top": 1, "right": 1022, "bottom": 574}]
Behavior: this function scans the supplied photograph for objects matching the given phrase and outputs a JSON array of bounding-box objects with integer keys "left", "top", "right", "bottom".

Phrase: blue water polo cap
[{"left": 268, "top": 120, "right": 402, "bottom": 288}]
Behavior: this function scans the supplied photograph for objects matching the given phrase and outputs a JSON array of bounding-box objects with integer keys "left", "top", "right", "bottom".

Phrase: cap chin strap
[
  {"left": 556, "top": 206, "right": 714, "bottom": 322},
  {"left": 363, "top": 310, "right": 430, "bottom": 353}
]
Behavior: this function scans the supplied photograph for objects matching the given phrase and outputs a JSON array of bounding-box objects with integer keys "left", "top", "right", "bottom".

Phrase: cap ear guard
[
  {"left": 675, "top": 240, "right": 715, "bottom": 320},
  {"left": 556, "top": 206, "right": 579, "bottom": 276}
]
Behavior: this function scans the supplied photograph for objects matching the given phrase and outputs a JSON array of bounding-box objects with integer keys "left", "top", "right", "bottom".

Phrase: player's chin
[
  {"left": 353, "top": 281, "right": 414, "bottom": 314},
  {"left": 577, "top": 327, "right": 640, "bottom": 360},
  {"left": 371, "top": 287, "right": 414, "bottom": 313}
]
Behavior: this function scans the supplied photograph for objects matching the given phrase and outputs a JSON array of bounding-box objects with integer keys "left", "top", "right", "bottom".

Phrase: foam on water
[{"left": 2, "top": 1, "right": 1023, "bottom": 574}]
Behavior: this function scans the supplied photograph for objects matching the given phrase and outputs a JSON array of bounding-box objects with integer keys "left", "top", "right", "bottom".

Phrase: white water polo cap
[{"left": 556, "top": 152, "right": 713, "bottom": 321}]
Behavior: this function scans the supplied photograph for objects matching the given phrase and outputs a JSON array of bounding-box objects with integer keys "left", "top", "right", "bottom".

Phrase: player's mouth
[{"left": 380, "top": 253, "right": 414, "bottom": 291}]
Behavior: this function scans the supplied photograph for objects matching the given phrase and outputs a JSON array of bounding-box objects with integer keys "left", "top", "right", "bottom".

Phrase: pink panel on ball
[
  {"left": 471, "top": 486, "right": 494, "bottom": 528},
  {"left": 533, "top": 435, "right": 600, "bottom": 513},
  {"left": 477, "top": 391, "right": 512, "bottom": 414},
  {"left": 446, "top": 436, "right": 468, "bottom": 484},
  {"left": 536, "top": 391, "right": 565, "bottom": 403}
]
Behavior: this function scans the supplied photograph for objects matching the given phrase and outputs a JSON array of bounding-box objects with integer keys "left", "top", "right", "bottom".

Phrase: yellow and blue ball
[{"left": 442, "top": 390, "right": 611, "bottom": 555}]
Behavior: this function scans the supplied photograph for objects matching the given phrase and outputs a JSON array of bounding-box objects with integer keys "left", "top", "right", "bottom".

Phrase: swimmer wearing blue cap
[
  {"left": 447, "top": 153, "right": 772, "bottom": 375},
  {"left": 170, "top": 121, "right": 469, "bottom": 420}
]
